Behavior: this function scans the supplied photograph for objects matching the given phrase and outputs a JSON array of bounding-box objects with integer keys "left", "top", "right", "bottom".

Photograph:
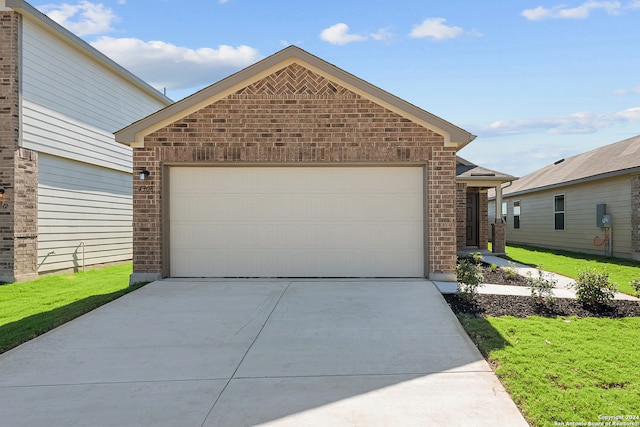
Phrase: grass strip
[
  {"left": 502, "top": 244, "right": 640, "bottom": 296},
  {"left": 458, "top": 314, "right": 640, "bottom": 427},
  {"left": 0, "top": 263, "right": 140, "bottom": 354}
]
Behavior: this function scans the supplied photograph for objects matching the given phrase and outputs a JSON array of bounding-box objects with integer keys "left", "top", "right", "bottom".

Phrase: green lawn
[
  {"left": 0, "top": 263, "right": 140, "bottom": 354},
  {"left": 459, "top": 314, "right": 640, "bottom": 427},
  {"left": 502, "top": 244, "right": 640, "bottom": 296}
]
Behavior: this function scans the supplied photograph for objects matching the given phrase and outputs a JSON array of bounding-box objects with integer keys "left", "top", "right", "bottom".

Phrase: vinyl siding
[
  {"left": 38, "top": 154, "right": 132, "bottom": 273},
  {"left": 501, "top": 175, "right": 632, "bottom": 258},
  {"left": 21, "top": 18, "right": 163, "bottom": 132},
  {"left": 22, "top": 100, "right": 131, "bottom": 172},
  {"left": 20, "top": 18, "right": 166, "bottom": 171}
]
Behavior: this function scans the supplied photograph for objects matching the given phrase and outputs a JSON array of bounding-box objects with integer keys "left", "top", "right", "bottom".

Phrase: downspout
[{"left": 495, "top": 181, "right": 513, "bottom": 224}]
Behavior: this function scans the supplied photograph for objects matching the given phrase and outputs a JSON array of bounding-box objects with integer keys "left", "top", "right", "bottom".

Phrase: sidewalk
[{"left": 434, "top": 254, "right": 638, "bottom": 301}]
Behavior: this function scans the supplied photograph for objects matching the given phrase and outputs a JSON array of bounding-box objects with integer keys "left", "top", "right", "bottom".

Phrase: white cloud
[
  {"left": 409, "top": 18, "right": 465, "bottom": 40},
  {"left": 91, "top": 37, "right": 261, "bottom": 91},
  {"left": 320, "top": 23, "right": 367, "bottom": 45},
  {"left": 38, "top": 1, "right": 119, "bottom": 36},
  {"left": 614, "top": 84, "right": 640, "bottom": 94},
  {"left": 475, "top": 107, "right": 640, "bottom": 137},
  {"left": 521, "top": 1, "right": 623, "bottom": 20},
  {"left": 370, "top": 27, "right": 394, "bottom": 42}
]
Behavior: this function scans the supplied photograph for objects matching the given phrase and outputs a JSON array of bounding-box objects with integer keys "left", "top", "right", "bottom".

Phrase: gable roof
[
  {"left": 115, "top": 46, "right": 476, "bottom": 148},
  {"left": 500, "top": 134, "right": 640, "bottom": 197},
  {"left": 4, "top": 0, "right": 171, "bottom": 106},
  {"left": 456, "top": 156, "right": 517, "bottom": 186}
]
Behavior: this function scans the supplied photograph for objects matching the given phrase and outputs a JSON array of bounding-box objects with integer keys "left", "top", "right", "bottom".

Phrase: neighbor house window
[
  {"left": 513, "top": 201, "right": 521, "bottom": 229},
  {"left": 501, "top": 202, "right": 507, "bottom": 223},
  {"left": 554, "top": 195, "right": 565, "bottom": 230}
]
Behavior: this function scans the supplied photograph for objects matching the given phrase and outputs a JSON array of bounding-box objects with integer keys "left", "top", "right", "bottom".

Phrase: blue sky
[{"left": 37, "top": 0, "right": 640, "bottom": 176}]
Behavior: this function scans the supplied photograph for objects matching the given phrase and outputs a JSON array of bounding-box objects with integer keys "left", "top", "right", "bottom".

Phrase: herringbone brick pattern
[{"left": 236, "top": 64, "right": 351, "bottom": 96}]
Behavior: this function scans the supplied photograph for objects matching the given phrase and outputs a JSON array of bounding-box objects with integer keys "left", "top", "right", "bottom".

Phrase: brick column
[
  {"left": 491, "top": 222, "right": 506, "bottom": 254},
  {"left": 0, "top": 12, "right": 39, "bottom": 282},
  {"left": 479, "top": 189, "right": 489, "bottom": 250},
  {"left": 455, "top": 183, "right": 467, "bottom": 251},
  {"left": 429, "top": 147, "right": 457, "bottom": 280}
]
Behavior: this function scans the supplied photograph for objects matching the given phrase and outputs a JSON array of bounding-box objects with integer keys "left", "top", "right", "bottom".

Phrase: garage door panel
[{"left": 170, "top": 167, "right": 424, "bottom": 277}]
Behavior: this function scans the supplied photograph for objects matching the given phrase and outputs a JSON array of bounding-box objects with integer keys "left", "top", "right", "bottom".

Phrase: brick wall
[
  {"left": 456, "top": 183, "right": 467, "bottom": 250},
  {"left": 0, "top": 12, "right": 39, "bottom": 282},
  {"left": 632, "top": 174, "right": 640, "bottom": 257},
  {"left": 479, "top": 189, "right": 489, "bottom": 250},
  {"left": 492, "top": 223, "right": 506, "bottom": 254},
  {"left": 133, "top": 63, "right": 457, "bottom": 278}
]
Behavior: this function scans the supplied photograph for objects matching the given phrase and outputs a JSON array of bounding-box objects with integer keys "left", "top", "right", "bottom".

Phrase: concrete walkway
[
  {"left": 435, "top": 254, "right": 638, "bottom": 301},
  {"left": 0, "top": 279, "right": 529, "bottom": 427}
]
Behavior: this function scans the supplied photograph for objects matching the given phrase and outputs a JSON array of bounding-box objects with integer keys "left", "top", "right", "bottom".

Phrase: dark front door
[{"left": 466, "top": 192, "right": 479, "bottom": 247}]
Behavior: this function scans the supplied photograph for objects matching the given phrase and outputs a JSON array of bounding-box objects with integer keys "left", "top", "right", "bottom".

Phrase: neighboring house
[
  {"left": 0, "top": 0, "right": 172, "bottom": 282},
  {"left": 456, "top": 157, "right": 516, "bottom": 254},
  {"left": 489, "top": 135, "right": 640, "bottom": 260},
  {"left": 117, "top": 46, "right": 484, "bottom": 283}
]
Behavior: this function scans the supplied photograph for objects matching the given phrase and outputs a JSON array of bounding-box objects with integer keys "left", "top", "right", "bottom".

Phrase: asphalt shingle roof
[{"left": 501, "top": 134, "right": 640, "bottom": 197}]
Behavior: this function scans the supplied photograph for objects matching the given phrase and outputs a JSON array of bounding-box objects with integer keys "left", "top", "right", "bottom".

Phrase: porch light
[
  {"left": 139, "top": 169, "right": 150, "bottom": 180},
  {"left": 0, "top": 188, "right": 4, "bottom": 198}
]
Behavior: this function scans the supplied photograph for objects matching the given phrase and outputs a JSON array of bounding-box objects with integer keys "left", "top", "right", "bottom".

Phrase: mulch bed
[
  {"left": 445, "top": 264, "right": 640, "bottom": 318},
  {"left": 444, "top": 294, "right": 640, "bottom": 318},
  {"left": 481, "top": 265, "right": 529, "bottom": 286}
]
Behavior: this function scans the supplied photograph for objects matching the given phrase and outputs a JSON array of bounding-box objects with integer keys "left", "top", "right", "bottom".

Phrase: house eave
[
  {"left": 457, "top": 177, "right": 516, "bottom": 188},
  {"left": 489, "top": 166, "right": 640, "bottom": 200},
  {"left": 116, "top": 46, "right": 475, "bottom": 147}
]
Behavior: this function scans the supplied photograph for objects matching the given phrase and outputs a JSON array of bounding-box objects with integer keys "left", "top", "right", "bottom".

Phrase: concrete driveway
[{"left": 0, "top": 280, "right": 528, "bottom": 426}]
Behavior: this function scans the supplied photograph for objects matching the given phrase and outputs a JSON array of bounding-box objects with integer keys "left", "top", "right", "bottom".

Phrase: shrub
[
  {"left": 527, "top": 266, "right": 557, "bottom": 304},
  {"left": 456, "top": 253, "right": 484, "bottom": 301},
  {"left": 572, "top": 268, "right": 617, "bottom": 305},
  {"left": 502, "top": 261, "right": 519, "bottom": 281},
  {"left": 489, "top": 263, "right": 498, "bottom": 273},
  {"left": 631, "top": 279, "right": 640, "bottom": 298}
]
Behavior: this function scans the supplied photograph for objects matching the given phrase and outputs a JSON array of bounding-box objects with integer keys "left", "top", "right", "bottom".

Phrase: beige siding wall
[
  {"left": 38, "top": 154, "right": 132, "bottom": 273},
  {"left": 502, "top": 175, "right": 632, "bottom": 258},
  {"left": 22, "top": 100, "right": 132, "bottom": 173},
  {"left": 21, "top": 18, "right": 163, "bottom": 132}
]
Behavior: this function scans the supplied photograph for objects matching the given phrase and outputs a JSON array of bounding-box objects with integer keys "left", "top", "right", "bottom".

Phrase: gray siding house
[
  {"left": 489, "top": 135, "right": 640, "bottom": 260},
  {"left": 0, "top": 0, "right": 171, "bottom": 282}
]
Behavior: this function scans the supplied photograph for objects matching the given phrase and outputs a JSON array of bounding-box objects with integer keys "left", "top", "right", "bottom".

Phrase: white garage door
[{"left": 169, "top": 167, "right": 425, "bottom": 277}]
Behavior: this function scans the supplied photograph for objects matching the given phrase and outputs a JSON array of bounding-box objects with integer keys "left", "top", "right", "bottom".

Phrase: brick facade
[
  {"left": 479, "top": 189, "right": 489, "bottom": 250},
  {"left": 632, "top": 174, "right": 640, "bottom": 258},
  {"left": 456, "top": 183, "right": 467, "bottom": 250},
  {"left": 491, "top": 223, "right": 506, "bottom": 254},
  {"left": 132, "top": 63, "right": 458, "bottom": 279},
  {"left": 0, "top": 12, "right": 38, "bottom": 282}
]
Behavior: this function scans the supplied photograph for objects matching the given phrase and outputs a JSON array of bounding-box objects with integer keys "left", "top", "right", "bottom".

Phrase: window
[
  {"left": 554, "top": 195, "right": 565, "bottom": 230},
  {"left": 501, "top": 202, "right": 507, "bottom": 223},
  {"left": 513, "top": 201, "right": 521, "bottom": 229}
]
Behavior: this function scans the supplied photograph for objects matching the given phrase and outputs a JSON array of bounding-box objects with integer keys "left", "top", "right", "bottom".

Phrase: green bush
[
  {"left": 502, "top": 261, "right": 519, "bottom": 281},
  {"left": 629, "top": 279, "right": 640, "bottom": 300},
  {"left": 572, "top": 268, "right": 617, "bottom": 305},
  {"left": 456, "top": 253, "right": 484, "bottom": 301},
  {"left": 527, "top": 266, "right": 556, "bottom": 304}
]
